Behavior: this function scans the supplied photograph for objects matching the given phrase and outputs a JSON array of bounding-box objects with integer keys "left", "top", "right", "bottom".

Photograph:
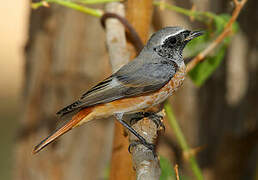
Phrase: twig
[
  {"left": 31, "top": 0, "right": 103, "bottom": 17},
  {"left": 186, "top": 0, "right": 247, "bottom": 72},
  {"left": 100, "top": 13, "right": 144, "bottom": 53},
  {"left": 78, "top": 0, "right": 122, "bottom": 4},
  {"left": 164, "top": 102, "right": 203, "bottom": 180},
  {"left": 174, "top": 164, "right": 180, "bottom": 180},
  {"left": 104, "top": 4, "right": 130, "bottom": 71},
  {"left": 153, "top": 1, "right": 216, "bottom": 22}
]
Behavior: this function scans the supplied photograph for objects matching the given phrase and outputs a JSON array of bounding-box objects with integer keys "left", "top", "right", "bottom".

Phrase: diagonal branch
[
  {"left": 186, "top": 0, "right": 248, "bottom": 72},
  {"left": 31, "top": 0, "right": 103, "bottom": 17},
  {"left": 101, "top": 12, "right": 143, "bottom": 53}
]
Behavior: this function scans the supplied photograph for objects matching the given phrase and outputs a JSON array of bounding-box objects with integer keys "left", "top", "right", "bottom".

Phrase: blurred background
[
  {"left": 0, "top": 0, "right": 28, "bottom": 179},
  {"left": 1, "top": 0, "right": 257, "bottom": 180}
]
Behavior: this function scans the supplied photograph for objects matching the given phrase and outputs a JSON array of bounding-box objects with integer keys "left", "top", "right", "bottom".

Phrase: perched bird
[{"left": 33, "top": 27, "right": 203, "bottom": 154}]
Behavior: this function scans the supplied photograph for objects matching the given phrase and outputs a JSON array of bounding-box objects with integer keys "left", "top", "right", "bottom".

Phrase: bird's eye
[
  {"left": 168, "top": 37, "right": 177, "bottom": 44},
  {"left": 183, "top": 30, "right": 191, "bottom": 39}
]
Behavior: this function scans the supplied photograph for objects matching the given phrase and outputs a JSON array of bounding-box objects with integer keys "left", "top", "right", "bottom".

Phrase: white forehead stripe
[
  {"left": 161, "top": 28, "right": 186, "bottom": 43},
  {"left": 167, "top": 28, "right": 186, "bottom": 36}
]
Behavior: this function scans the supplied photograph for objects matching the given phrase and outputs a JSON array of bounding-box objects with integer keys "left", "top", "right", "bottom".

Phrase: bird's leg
[
  {"left": 115, "top": 113, "right": 156, "bottom": 155},
  {"left": 129, "top": 112, "right": 145, "bottom": 125}
]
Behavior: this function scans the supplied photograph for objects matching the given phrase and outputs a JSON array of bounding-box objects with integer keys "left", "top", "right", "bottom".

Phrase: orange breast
[{"left": 91, "top": 64, "right": 186, "bottom": 117}]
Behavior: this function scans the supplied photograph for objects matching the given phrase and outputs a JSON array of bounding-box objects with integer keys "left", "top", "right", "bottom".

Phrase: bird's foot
[
  {"left": 128, "top": 140, "right": 157, "bottom": 157},
  {"left": 130, "top": 112, "right": 165, "bottom": 132},
  {"left": 147, "top": 113, "right": 165, "bottom": 133}
]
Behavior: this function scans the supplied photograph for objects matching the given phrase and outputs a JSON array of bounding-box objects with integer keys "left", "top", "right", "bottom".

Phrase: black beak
[{"left": 184, "top": 30, "right": 204, "bottom": 41}]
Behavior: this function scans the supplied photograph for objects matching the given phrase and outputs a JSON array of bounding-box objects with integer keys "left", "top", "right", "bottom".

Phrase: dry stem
[
  {"left": 174, "top": 164, "right": 180, "bottom": 180},
  {"left": 186, "top": 0, "right": 247, "bottom": 72}
]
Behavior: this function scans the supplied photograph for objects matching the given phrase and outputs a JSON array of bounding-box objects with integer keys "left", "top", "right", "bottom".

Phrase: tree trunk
[
  {"left": 109, "top": 1, "right": 154, "bottom": 179},
  {"left": 14, "top": 4, "right": 114, "bottom": 180}
]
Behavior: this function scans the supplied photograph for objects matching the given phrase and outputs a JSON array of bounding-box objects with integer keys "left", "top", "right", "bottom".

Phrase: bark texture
[
  {"left": 109, "top": 1, "right": 154, "bottom": 180},
  {"left": 14, "top": 4, "right": 114, "bottom": 180},
  {"left": 104, "top": 3, "right": 135, "bottom": 180}
]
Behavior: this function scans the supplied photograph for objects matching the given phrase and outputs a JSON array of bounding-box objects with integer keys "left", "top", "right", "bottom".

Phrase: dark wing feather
[{"left": 57, "top": 61, "right": 178, "bottom": 117}]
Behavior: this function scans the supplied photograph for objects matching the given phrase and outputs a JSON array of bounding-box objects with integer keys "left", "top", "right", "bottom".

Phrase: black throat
[{"left": 153, "top": 44, "right": 184, "bottom": 61}]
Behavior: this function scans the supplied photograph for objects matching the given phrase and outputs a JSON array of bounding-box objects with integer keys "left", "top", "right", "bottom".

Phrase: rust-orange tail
[{"left": 32, "top": 108, "right": 93, "bottom": 154}]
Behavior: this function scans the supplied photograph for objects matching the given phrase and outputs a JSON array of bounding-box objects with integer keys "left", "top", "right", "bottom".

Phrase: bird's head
[{"left": 146, "top": 27, "right": 203, "bottom": 63}]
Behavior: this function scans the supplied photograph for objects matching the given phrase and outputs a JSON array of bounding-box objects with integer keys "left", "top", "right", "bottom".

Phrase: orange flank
[{"left": 32, "top": 107, "right": 93, "bottom": 154}]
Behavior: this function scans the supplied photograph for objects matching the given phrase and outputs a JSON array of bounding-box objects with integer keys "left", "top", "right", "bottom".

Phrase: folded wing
[{"left": 57, "top": 61, "right": 178, "bottom": 117}]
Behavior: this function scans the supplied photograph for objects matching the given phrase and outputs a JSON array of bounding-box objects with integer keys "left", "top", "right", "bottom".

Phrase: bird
[{"left": 33, "top": 26, "right": 203, "bottom": 154}]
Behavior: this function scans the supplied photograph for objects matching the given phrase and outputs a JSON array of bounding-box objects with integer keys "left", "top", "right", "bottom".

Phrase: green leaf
[
  {"left": 213, "top": 14, "right": 239, "bottom": 34},
  {"left": 160, "top": 155, "right": 191, "bottom": 180},
  {"left": 160, "top": 156, "right": 176, "bottom": 180},
  {"left": 77, "top": 0, "right": 122, "bottom": 4},
  {"left": 188, "top": 44, "right": 226, "bottom": 86},
  {"left": 186, "top": 13, "right": 239, "bottom": 86},
  {"left": 213, "top": 14, "right": 239, "bottom": 43},
  {"left": 31, "top": 0, "right": 103, "bottom": 17}
]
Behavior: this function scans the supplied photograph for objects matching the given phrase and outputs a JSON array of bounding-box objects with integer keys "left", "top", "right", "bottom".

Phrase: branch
[
  {"left": 153, "top": 1, "right": 216, "bottom": 22},
  {"left": 31, "top": 0, "right": 103, "bottom": 17},
  {"left": 103, "top": 1, "right": 161, "bottom": 179},
  {"left": 101, "top": 13, "right": 144, "bottom": 53},
  {"left": 174, "top": 164, "right": 180, "bottom": 180},
  {"left": 78, "top": 0, "right": 122, "bottom": 4},
  {"left": 124, "top": 0, "right": 162, "bottom": 179},
  {"left": 104, "top": 5, "right": 130, "bottom": 71},
  {"left": 104, "top": 2, "right": 161, "bottom": 179},
  {"left": 129, "top": 111, "right": 164, "bottom": 180},
  {"left": 103, "top": 3, "right": 135, "bottom": 179},
  {"left": 186, "top": 0, "right": 247, "bottom": 72}
]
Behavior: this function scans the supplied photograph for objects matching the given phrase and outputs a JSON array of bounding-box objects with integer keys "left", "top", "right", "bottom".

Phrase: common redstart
[{"left": 33, "top": 27, "right": 203, "bottom": 154}]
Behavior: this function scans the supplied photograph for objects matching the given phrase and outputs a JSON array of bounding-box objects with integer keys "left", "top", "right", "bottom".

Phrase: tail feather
[{"left": 33, "top": 107, "right": 93, "bottom": 154}]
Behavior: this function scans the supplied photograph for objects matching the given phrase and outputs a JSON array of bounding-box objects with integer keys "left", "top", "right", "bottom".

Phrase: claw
[
  {"left": 128, "top": 141, "right": 157, "bottom": 157},
  {"left": 158, "top": 120, "right": 166, "bottom": 132},
  {"left": 148, "top": 114, "right": 166, "bottom": 133},
  {"left": 129, "top": 112, "right": 166, "bottom": 133},
  {"left": 128, "top": 141, "right": 141, "bottom": 153},
  {"left": 118, "top": 112, "right": 158, "bottom": 157}
]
